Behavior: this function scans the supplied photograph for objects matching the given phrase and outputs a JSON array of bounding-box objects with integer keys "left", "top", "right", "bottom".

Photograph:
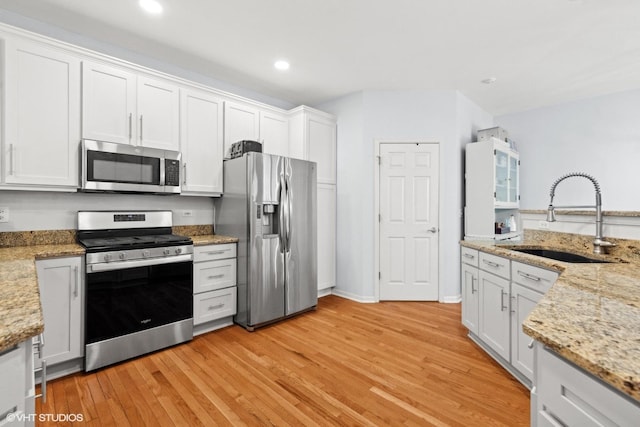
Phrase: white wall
[
  {"left": 319, "top": 90, "right": 493, "bottom": 302},
  {"left": 495, "top": 89, "right": 640, "bottom": 211},
  {"left": 0, "top": 191, "right": 214, "bottom": 231}
]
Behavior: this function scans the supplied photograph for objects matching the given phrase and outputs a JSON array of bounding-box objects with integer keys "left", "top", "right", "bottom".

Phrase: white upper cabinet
[
  {"left": 82, "top": 61, "right": 180, "bottom": 151},
  {"left": 137, "top": 76, "right": 180, "bottom": 151},
  {"left": 3, "top": 37, "right": 81, "bottom": 188},
  {"left": 259, "top": 110, "right": 289, "bottom": 157},
  {"left": 289, "top": 106, "right": 337, "bottom": 184},
  {"left": 223, "top": 101, "right": 259, "bottom": 158},
  {"left": 180, "top": 88, "right": 224, "bottom": 195}
]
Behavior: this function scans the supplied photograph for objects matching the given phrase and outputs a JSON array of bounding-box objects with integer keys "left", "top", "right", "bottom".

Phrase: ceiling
[{"left": 1, "top": 0, "right": 640, "bottom": 115}]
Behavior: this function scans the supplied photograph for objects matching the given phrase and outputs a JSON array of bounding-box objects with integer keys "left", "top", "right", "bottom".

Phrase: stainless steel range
[{"left": 77, "top": 211, "right": 193, "bottom": 371}]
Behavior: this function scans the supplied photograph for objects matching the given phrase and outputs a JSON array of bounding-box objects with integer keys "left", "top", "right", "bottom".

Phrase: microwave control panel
[{"left": 165, "top": 160, "right": 180, "bottom": 186}]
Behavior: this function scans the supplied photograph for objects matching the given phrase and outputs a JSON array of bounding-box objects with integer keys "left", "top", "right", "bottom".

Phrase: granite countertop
[
  {"left": 0, "top": 243, "right": 85, "bottom": 352},
  {"left": 0, "top": 227, "right": 238, "bottom": 353},
  {"left": 461, "top": 230, "right": 640, "bottom": 401}
]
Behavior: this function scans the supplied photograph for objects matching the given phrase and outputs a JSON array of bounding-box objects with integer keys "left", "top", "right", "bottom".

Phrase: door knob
[{"left": 427, "top": 227, "right": 437, "bottom": 233}]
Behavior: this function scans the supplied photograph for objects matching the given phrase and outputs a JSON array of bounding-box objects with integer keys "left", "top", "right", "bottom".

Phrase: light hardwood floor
[{"left": 36, "top": 295, "right": 530, "bottom": 426}]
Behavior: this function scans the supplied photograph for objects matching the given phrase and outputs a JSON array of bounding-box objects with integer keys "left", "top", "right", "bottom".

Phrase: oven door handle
[{"left": 87, "top": 254, "right": 193, "bottom": 273}]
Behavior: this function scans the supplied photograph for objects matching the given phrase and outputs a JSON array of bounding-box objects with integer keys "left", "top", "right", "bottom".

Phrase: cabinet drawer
[
  {"left": 194, "top": 259, "right": 237, "bottom": 293},
  {"left": 479, "top": 251, "right": 510, "bottom": 279},
  {"left": 511, "top": 261, "right": 558, "bottom": 294},
  {"left": 537, "top": 346, "right": 638, "bottom": 426},
  {"left": 194, "top": 243, "right": 236, "bottom": 262},
  {"left": 0, "top": 342, "right": 25, "bottom": 423},
  {"left": 194, "top": 287, "right": 237, "bottom": 325},
  {"left": 461, "top": 246, "right": 479, "bottom": 267}
]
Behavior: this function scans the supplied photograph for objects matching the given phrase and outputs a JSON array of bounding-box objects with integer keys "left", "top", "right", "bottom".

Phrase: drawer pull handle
[
  {"left": 207, "top": 274, "right": 225, "bottom": 280},
  {"left": 517, "top": 270, "right": 542, "bottom": 282},
  {"left": 483, "top": 259, "right": 502, "bottom": 268},
  {"left": 528, "top": 339, "right": 535, "bottom": 349},
  {"left": 205, "top": 250, "right": 226, "bottom": 255},
  {"left": 500, "top": 289, "right": 508, "bottom": 311},
  {"left": 463, "top": 253, "right": 475, "bottom": 259},
  {"left": 208, "top": 304, "right": 224, "bottom": 311}
]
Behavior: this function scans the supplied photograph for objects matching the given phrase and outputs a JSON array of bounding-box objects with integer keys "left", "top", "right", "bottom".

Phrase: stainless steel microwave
[{"left": 80, "top": 139, "right": 181, "bottom": 194}]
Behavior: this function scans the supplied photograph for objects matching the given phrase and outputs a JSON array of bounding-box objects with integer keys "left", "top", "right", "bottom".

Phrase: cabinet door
[
  {"left": 307, "top": 115, "right": 337, "bottom": 184},
  {"left": 494, "top": 149, "right": 510, "bottom": 205},
  {"left": 461, "top": 263, "right": 479, "bottom": 335},
  {"left": 4, "top": 39, "right": 81, "bottom": 187},
  {"left": 508, "top": 154, "right": 519, "bottom": 204},
  {"left": 82, "top": 61, "right": 136, "bottom": 144},
  {"left": 259, "top": 111, "right": 289, "bottom": 157},
  {"left": 478, "top": 270, "right": 510, "bottom": 360},
  {"left": 0, "top": 340, "right": 28, "bottom": 426},
  {"left": 223, "top": 101, "right": 259, "bottom": 158},
  {"left": 137, "top": 75, "right": 180, "bottom": 150},
  {"left": 317, "top": 183, "right": 336, "bottom": 291},
  {"left": 35, "top": 257, "right": 83, "bottom": 367},
  {"left": 180, "top": 88, "right": 224, "bottom": 194},
  {"left": 510, "top": 283, "right": 541, "bottom": 381}
]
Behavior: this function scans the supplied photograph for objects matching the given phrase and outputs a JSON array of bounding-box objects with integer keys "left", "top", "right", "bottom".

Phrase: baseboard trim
[{"left": 331, "top": 289, "right": 377, "bottom": 303}]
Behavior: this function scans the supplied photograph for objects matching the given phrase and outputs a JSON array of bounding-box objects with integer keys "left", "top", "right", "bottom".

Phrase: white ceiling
[{"left": 1, "top": 0, "right": 640, "bottom": 115}]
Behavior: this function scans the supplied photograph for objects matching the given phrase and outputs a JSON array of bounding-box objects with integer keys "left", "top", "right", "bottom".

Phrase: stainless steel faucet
[{"left": 546, "top": 172, "right": 615, "bottom": 254}]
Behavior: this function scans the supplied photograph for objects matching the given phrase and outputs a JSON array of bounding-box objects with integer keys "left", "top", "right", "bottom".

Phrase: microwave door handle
[{"left": 160, "top": 158, "right": 165, "bottom": 187}]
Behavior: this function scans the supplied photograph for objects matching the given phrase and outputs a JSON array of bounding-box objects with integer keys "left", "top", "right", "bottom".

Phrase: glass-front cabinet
[
  {"left": 494, "top": 147, "right": 519, "bottom": 207},
  {"left": 464, "top": 137, "right": 521, "bottom": 241}
]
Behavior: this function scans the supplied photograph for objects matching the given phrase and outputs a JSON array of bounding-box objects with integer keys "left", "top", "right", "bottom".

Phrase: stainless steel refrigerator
[{"left": 215, "top": 152, "right": 317, "bottom": 330}]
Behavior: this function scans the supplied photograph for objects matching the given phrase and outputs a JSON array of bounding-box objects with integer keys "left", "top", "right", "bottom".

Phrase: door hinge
[
  {"left": 378, "top": 213, "right": 381, "bottom": 222},
  {"left": 379, "top": 272, "right": 381, "bottom": 279},
  {"left": 493, "top": 149, "right": 496, "bottom": 155},
  {"left": 377, "top": 155, "right": 381, "bottom": 165}
]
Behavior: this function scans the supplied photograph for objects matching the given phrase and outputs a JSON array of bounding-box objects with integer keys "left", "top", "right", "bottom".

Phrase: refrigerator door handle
[
  {"left": 278, "top": 176, "right": 287, "bottom": 253},
  {"left": 286, "top": 176, "right": 293, "bottom": 253}
]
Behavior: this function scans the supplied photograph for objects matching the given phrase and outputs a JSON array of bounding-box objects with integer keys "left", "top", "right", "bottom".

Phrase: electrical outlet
[
  {"left": 182, "top": 210, "right": 193, "bottom": 217},
  {"left": 0, "top": 207, "right": 9, "bottom": 223},
  {"left": 538, "top": 220, "right": 549, "bottom": 229}
]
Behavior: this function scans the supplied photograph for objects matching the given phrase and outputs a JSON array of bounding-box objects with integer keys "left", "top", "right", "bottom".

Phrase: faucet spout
[{"left": 547, "top": 172, "right": 615, "bottom": 254}]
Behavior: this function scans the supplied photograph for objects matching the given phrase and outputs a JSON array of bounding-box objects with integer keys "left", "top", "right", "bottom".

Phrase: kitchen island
[{"left": 461, "top": 229, "right": 640, "bottom": 423}]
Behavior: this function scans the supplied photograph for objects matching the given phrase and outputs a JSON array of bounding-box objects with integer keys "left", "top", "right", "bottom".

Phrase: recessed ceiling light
[
  {"left": 274, "top": 60, "right": 290, "bottom": 71},
  {"left": 139, "top": 0, "right": 163, "bottom": 15},
  {"left": 481, "top": 77, "right": 497, "bottom": 84}
]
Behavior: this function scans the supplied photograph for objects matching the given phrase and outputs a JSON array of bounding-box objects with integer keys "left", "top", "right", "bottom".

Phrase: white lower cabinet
[
  {"left": 461, "top": 247, "right": 479, "bottom": 335},
  {"left": 461, "top": 246, "right": 559, "bottom": 387},
  {"left": 534, "top": 343, "right": 639, "bottom": 426},
  {"left": 193, "top": 243, "right": 237, "bottom": 334},
  {"left": 0, "top": 338, "right": 35, "bottom": 427},
  {"left": 510, "top": 261, "right": 558, "bottom": 383},
  {"left": 317, "top": 183, "right": 336, "bottom": 292},
  {"left": 35, "top": 257, "right": 83, "bottom": 371},
  {"left": 478, "top": 269, "right": 511, "bottom": 360}
]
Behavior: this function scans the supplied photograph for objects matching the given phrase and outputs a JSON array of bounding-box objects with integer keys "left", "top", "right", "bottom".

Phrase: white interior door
[{"left": 379, "top": 143, "right": 439, "bottom": 300}]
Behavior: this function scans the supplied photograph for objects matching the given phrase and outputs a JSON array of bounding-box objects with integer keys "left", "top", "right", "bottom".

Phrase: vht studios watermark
[{"left": 6, "top": 412, "right": 84, "bottom": 423}]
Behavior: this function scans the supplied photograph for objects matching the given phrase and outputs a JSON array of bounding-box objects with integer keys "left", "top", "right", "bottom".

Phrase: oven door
[{"left": 85, "top": 258, "right": 193, "bottom": 345}]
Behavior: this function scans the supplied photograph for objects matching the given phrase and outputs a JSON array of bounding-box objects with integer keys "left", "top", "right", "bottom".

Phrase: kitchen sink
[{"left": 507, "top": 248, "right": 611, "bottom": 263}]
